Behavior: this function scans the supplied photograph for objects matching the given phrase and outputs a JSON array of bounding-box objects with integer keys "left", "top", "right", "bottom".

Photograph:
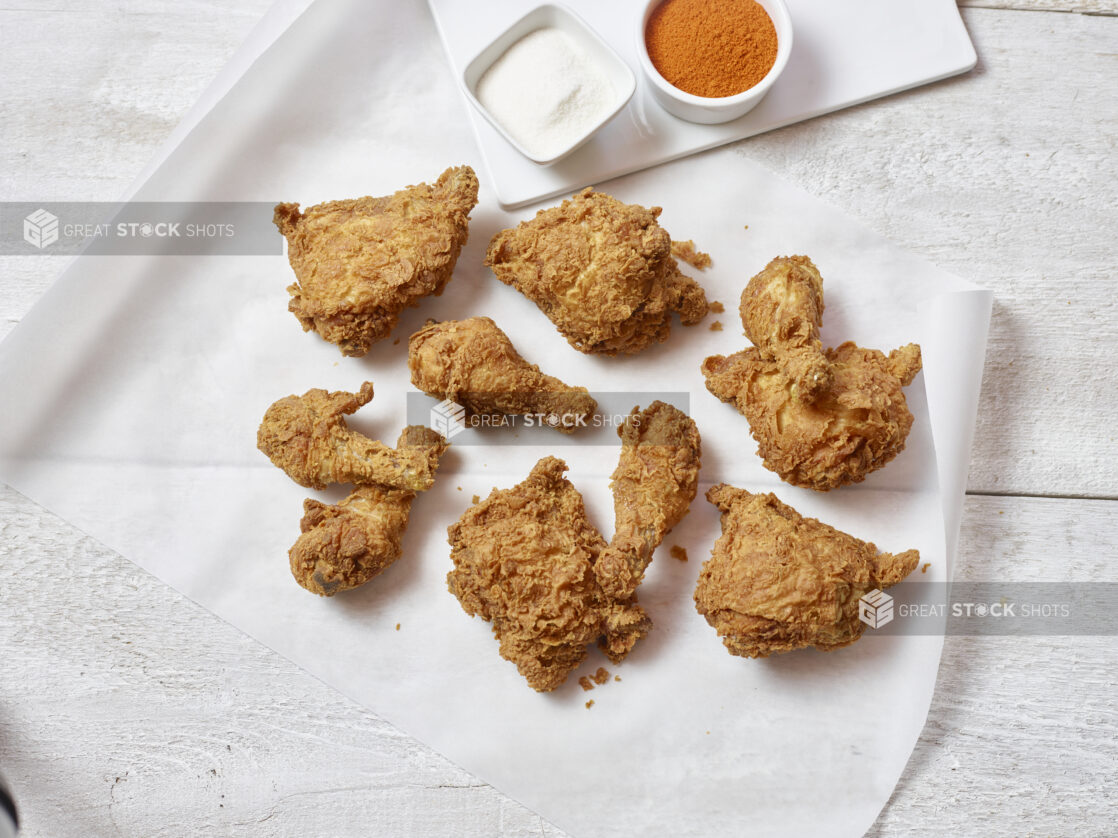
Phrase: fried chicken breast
[
  {"left": 694, "top": 486, "right": 919, "bottom": 657},
  {"left": 485, "top": 189, "right": 708, "bottom": 355},
  {"left": 446, "top": 457, "right": 651, "bottom": 692},
  {"left": 274, "top": 165, "right": 479, "bottom": 356}
]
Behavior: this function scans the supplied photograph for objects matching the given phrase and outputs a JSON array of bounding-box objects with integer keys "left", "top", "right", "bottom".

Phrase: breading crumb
[
  {"left": 593, "top": 667, "right": 610, "bottom": 685},
  {"left": 585, "top": 699, "right": 594, "bottom": 709},
  {"left": 472, "top": 494, "right": 481, "bottom": 504},
  {"left": 921, "top": 563, "right": 931, "bottom": 574},
  {"left": 671, "top": 239, "right": 712, "bottom": 270},
  {"left": 670, "top": 545, "right": 688, "bottom": 562},
  {"left": 393, "top": 337, "right": 401, "bottom": 345},
  {"left": 709, "top": 301, "right": 725, "bottom": 313},
  {"left": 578, "top": 676, "right": 595, "bottom": 691},
  {"left": 614, "top": 675, "right": 621, "bottom": 682},
  {"left": 709, "top": 321, "right": 723, "bottom": 332},
  {"left": 395, "top": 623, "right": 401, "bottom": 631}
]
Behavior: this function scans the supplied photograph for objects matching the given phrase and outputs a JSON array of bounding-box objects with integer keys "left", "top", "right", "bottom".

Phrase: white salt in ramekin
[{"left": 461, "top": 4, "right": 636, "bottom": 165}]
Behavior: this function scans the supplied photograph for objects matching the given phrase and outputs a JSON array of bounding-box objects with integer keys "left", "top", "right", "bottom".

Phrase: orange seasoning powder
[{"left": 646, "top": 0, "right": 778, "bottom": 98}]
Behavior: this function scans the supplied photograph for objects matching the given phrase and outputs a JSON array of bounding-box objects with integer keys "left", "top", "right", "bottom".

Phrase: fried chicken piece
[
  {"left": 446, "top": 457, "right": 652, "bottom": 692},
  {"left": 741, "top": 255, "right": 833, "bottom": 403},
  {"left": 703, "top": 342, "right": 921, "bottom": 491},
  {"left": 694, "top": 486, "right": 919, "bottom": 657},
  {"left": 485, "top": 189, "right": 708, "bottom": 355},
  {"left": 595, "top": 402, "right": 702, "bottom": 601},
  {"left": 274, "top": 165, "right": 479, "bottom": 356},
  {"left": 257, "top": 382, "right": 445, "bottom": 491},
  {"left": 288, "top": 426, "right": 447, "bottom": 596},
  {"left": 408, "top": 316, "right": 596, "bottom": 433}
]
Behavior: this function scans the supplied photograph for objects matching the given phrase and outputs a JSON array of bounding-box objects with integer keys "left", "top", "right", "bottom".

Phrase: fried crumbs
[{"left": 671, "top": 239, "right": 712, "bottom": 270}]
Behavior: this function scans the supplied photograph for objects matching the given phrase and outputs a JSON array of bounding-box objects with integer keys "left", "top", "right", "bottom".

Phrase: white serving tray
[{"left": 429, "top": 0, "right": 977, "bottom": 208}]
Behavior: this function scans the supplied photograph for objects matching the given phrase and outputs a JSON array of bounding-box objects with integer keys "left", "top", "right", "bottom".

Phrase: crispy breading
[
  {"left": 694, "top": 486, "right": 919, "bottom": 657},
  {"left": 288, "top": 426, "right": 447, "bottom": 596},
  {"left": 256, "top": 382, "right": 445, "bottom": 491},
  {"left": 703, "top": 256, "right": 922, "bottom": 490},
  {"left": 595, "top": 402, "right": 702, "bottom": 601},
  {"left": 485, "top": 189, "right": 708, "bottom": 355},
  {"left": 446, "top": 457, "right": 651, "bottom": 692},
  {"left": 274, "top": 165, "right": 479, "bottom": 356},
  {"left": 407, "top": 316, "right": 596, "bottom": 433},
  {"left": 741, "top": 255, "right": 833, "bottom": 403},
  {"left": 703, "top": 342, "right": 921, "bottom": 491}
]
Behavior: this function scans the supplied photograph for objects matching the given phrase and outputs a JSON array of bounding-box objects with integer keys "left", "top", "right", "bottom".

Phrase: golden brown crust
[
  {"left": 286, "top": 425, "right": 447, "bottom": 596},
  {"left": 407, "top": 316, "right": 596, "bottom": 433},
  {"left": 595, "top": 402, "right": 702, "bottom": 601},
  {"left": 275, "top": 165, "right": 479, "bottom": 356},
  {"left": 256, "top": 382, "right": 446, "bottom": 491},
  {"left": 446, "top": 457, "right": 651, "bottom": 692},
  {"left": 694, "top": 487, "right": 919, "bottom": 657},
  {"left": 702, "top": 256, "right": 922, "bottom": 491},
  {"left": 484, "top": 189, "right": 709, "bottom": 355},
  {"left": 703, "top": 342, "right": 921, "bottom": 491},
  {"left": 740, "top": 255, "right": 833, "bottom": 403}
]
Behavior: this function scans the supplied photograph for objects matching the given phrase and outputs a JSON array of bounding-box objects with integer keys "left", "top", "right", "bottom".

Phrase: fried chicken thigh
[
  {"left": 596, "top": 402, "right": 702, "bottom": 601},
  {"left": 274, "top": 165, "right": 479, "bottom": 356},
  {"left": 694, "top": 486, "right": 919, "bottom": 657},
  {"left": 703, "top": 256, "right": 922, "bottom": 491},
  {"left": 446, "top": 457, "right": 652, "bottom": 692},
  {"left": 741, "top": 256, "right": 833, "bottom": 403},
  {"left": 288, "top": 426, "right": 447, "bottom": 596},
  {"left": 704, "top": 342, "right": 921, "bottom": 491},
  {"left": 408, "top": 316, "right": 596, "bottom": 433},
  {"left": 257, "top": 382, "right": 444, "bottom": 491},
  {"left": 485, "top": 189, "right": 709, "bottom": 355}
]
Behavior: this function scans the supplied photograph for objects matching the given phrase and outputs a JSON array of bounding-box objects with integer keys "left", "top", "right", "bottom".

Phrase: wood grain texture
[
  {"left": 0, "top": 2, "right": 1115, "bottom": 837},
  {"left": 960, "top": 0, "right": 1118, "bottom": 14}
]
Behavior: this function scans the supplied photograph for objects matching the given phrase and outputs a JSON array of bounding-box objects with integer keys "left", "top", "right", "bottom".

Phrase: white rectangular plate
[{"left": 429, "top": 0, "right": 977, "bottom": 207}]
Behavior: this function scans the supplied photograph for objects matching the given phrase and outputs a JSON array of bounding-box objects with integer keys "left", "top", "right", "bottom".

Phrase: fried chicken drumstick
[
  {"left": 274, "top": 165, "right": 479, "bottom": 356},
  {"left": 485, "top": 189, "right": 709, "bottom": 355},
  {"left": 289, "top": 426, "right": 447, "bottom": 596},
  {"left": 596, "top": 402, "right": 702, "bottom": 601},
  {"left": 741, "top": 256, "right": 833, "bottom": 403},
  {"left": 694, "top": 486, "right": 919, "bottom": 657},
  {"left": 447, "top": 457, "right": 651, "bottom": 692},
  {"left": 703, "top": 256, "right": 922, "bottom": 491},
  {"left": 408, "top": 316, "right": 596, "bottom": 433},
  {"left": 257, "top": 382, "right": 444, "bottom": 491}
]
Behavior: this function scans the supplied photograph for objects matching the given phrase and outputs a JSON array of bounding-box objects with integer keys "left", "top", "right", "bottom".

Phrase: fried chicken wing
[
  {"left": 741, "top": 255, "right": 833, "bottom": 403},
  {"left": 485, "top": 189, "right": 708, "bottom": 355},
  {"left": 288, "top": 426, "right": 447, "bottom": 596},
  {"left": 703, "top": 256, "right": 922, "bottom": 491},
  {"left": 595, "top": 402, "right": 702, "bottom": 601},
  {"left": 446, "top": 457, "right": 651, "bottom": 692},
  {"left": 694, "top": 486, "right": 919, "bottom": 657},
  {"left": 274, "top": 165, "right": 479, "bottom": 356},
  {"left": 257, "top": 382, "right": 445, "bottom": 491},
  {"left": 408, "top": 316, "right": 596, "bottom": 433}
]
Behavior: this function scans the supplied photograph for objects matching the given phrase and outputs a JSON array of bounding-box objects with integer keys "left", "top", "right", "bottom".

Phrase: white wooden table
[{"left": 1, "top": 2, "right": 1115, "bottom": 835}]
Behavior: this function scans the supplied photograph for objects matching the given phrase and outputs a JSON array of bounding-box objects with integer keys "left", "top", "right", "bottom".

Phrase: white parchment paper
[{"left": 0, "top": 1, "right": 991, "bottom": 836}]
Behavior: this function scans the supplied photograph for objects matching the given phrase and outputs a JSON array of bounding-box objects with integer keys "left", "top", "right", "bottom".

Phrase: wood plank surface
[{"left": 0, "top": 2, "right": 1115, "bottom": 837}]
